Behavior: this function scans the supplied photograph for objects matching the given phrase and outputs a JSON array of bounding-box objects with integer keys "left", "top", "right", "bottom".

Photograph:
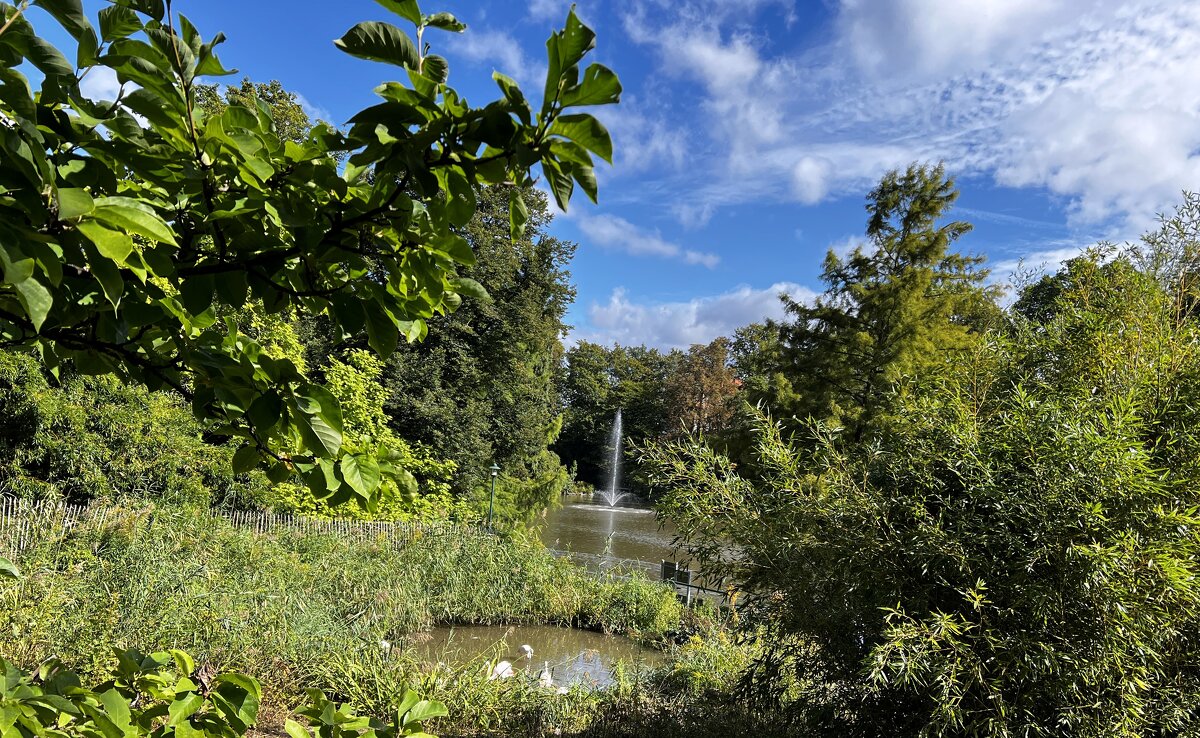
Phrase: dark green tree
[
  {"left": 777, "top": 163, "right": 998, "bottom": 439},
  {"left": 382, "top": 187, "right": 575, "bottom": 516}
]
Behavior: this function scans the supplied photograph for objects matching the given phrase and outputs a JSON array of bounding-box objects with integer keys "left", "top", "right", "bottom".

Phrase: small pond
[
  {"left": 406, "top": 624, "right": 666, "bottom": 689},
  {"left": 537, "top": 496, "right": 679, "bottom": 565}
]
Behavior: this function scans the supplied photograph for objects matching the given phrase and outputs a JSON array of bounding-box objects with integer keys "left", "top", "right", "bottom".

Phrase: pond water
[
  {"left": 536, "top": 495, "right": 679, "bottom": 566},
  {"left": 407, "top": 624, "right": 666, "bottom": 688}
]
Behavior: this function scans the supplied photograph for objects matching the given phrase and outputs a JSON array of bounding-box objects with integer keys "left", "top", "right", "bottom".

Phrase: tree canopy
[{"left": 0, "top": 0, "right": 619, "bottom": 510}]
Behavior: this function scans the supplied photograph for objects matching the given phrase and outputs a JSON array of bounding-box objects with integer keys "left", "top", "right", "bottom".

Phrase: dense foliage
[
  {"left": 642, "top": 192, "right": 1200, "bottom": 735},
  {"left": 0, "top": 0, "right": 618, "bottom": 509}
]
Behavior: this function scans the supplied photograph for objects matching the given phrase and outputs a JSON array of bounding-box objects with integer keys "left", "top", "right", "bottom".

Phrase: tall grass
[{"left": 0, "top": 504, "right": 684, "bottom": 724}]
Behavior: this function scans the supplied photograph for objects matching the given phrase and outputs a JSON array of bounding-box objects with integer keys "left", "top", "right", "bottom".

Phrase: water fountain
[{"left": 598, "top": 409, "right": 624, "bottom": 507}]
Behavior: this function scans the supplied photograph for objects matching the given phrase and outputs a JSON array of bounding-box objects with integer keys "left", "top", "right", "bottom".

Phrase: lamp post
[{"left": 487, "top": 462, "right": 500, "bottom": 529}]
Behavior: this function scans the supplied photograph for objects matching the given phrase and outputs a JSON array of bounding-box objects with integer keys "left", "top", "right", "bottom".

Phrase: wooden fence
[{"left": 0, "top": 498, "right": 464, "bottom": 556}]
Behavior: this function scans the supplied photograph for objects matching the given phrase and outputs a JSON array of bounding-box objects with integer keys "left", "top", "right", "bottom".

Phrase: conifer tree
[{"left": 778, "top": 163, "right": 998, "bottom": 439}]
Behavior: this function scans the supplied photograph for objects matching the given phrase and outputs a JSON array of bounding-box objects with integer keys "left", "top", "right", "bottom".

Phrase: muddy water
[
  {"left": 407, "top": 624, "right": 665, "bottom": 688},
  {"left": 536, "top": 496, "right": 679, "bottom": 565}
]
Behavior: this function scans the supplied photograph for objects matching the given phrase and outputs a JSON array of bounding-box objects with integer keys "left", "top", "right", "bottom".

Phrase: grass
[{"left": 0, "top": 503, "right": 776, "bottom": 736}]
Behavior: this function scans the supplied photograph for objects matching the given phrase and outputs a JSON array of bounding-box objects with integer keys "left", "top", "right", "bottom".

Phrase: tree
[
  {"left": 0, "top": 0, "right": 619, "bottom": 509},
  {"left": 641, "top": 204, "right": 1200, "bottom": 736},
  {"left": 663, "top": 338, "right": 738, "bottom": 439},
  {"left": 381, "top": 187, "right": 576, "bottom": 514},
  {"left": 777, "top": 163, "right": 998, "bottom": 439},
  {"left": 555, "top": 341, "right": 678, "bottom": 490}
]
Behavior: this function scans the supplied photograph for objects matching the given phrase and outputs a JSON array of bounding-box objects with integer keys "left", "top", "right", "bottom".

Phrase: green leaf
[
  {"left": 364, "top": 306, "right": 399, "bottom": 358},
  {"left": 542, "top": 158, "right": 573, "bottom": 212},
  {"left": 77, "top": 220, "right": 133, "bottom": 263},
  {"left": 421, "top": 54, "right": 448, "bottom": 84},
  {"left": 167, "top": 693, "right": 204, "bottom": 727},
  {"left": 232, "top": 445, "right": 259, "bottom": 474},
  {"left": 0, "top": 557, "right": 20, "bottom": 580},
  {"left": 372, "top": 0, "right": 421, "bottom": 25},
  {"left": 334, "top": 22, "right": 419, "bottom": 69},
  {"left": 445, "top": 167, "right": 475, "bottom": 226},
  {"left": 558, "top": 9, "right": 596, "bottom": 68},
  {"left": 85, "top": 244, "right": 125, "bottom": 307},
  {"left": 98, "top": 5, "right": 141, "bottom": 41},
  {"left": 92, "top": 197, "right": 178, "bottom": 245},
  {"left": 548, "top": 113, "right": 612, "bottom": 163},
  {"left": 294, "top": 384, "right": 343, "bottom": 458},
  {"left": 405, "top": 700, "right": 448, "bottom": 724},
  {"left": 448, "top": 277, "right": 489, "bottom": 301},
  {"left": 98, "top": 690, "right": 132, "bottom": 732},
  {"left": 435, "top": 234, "right": 474, "bottom": 266},
  {"left": 112, "top": 0, "right": 165, "bottom": 21},
  {"left": 560, "top": 64, "right": 621, "bottom": 108},
  {"left": 284, "top": 720, "right": 311, "bottom": 738},
  {"left": 15, "top": 277, "right": 52, "bottom": 331},
  {"left": 340, "top": 453, "right": 381, "bottom": 498},
  {"left": 57, "top": 187, "right": 94, "bottom": 220},
  {"left": 423, "top": 12, "right": 465, "bottom": 32},
  {"left": 509, "top": 188, "right": 529, "bottom": 241},
  {"left": 34, "top": 0, "right": 92, "bottom": 41}
]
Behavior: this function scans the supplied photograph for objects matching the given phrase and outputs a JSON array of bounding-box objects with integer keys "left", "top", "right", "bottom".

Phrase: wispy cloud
[
  {"left": 293, "top": 92, "right": 334, "bottom": 125},
  {"left": 616, "top": 1, "right": 1200, "bottom": 233},
  {"left": 577, "top": 281, "right": 815, "bottom": 349},
  {"left": 576, "top": 213, "right": 720, "bottom": 267},
  {"left": 443, "top": 29, "right": 547, "bottom": 91}
]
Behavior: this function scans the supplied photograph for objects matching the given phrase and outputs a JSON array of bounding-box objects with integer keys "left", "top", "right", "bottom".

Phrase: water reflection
[
  {"left": 408, "top": 624, "right": 665, "bottom": 688},
  {"left": 537, "top": 496, "right": 678, "bottom": 565}
]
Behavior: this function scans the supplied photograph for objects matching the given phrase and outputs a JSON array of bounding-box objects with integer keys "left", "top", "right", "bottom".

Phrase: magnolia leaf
[
  {"left": 340, "top": 453, "right": 381, "bottom": 498},
  {"left": 92, "top": 197, "right": 178, "bottom": 245},
  {"left": 56, "top": 187, "right": 94, "bottom": 220},
  {"left": 364, "top": 307, "right": 399, "bottom": 358},
  {"left": 294, "top": 385, "right": 343, "bottom": 459},
  {"left": 0, "top": 557, "right": 20, "bottom": 580},
  {"left": 509, "top": 188, "right": 529, "bottom": 241},
  {"left": 33, "top": 0, "right": 92, "bottom": 42},
  {"left": 15, "top": 276, "right": 52, "bottom": 331},
  {"left": 448, "top": 277, "right": 489, "bottom": 301},
  {"left": 334, "top": 22, "right": 419, "bottom": 69},
  {"left": 560, "top": 63, "right": 621, "bottom": 108},
  {"left": 231, "top": 445, "right": 259, "bottom": 474},
  {"left": 77, "top": 220, "right": 133, "bottom": 263},
  {"left": 423, "top": 12, "right": 465, "bottom": 32},
  {"left": 98, "top": 5, "right": 141, "bottom": 41},
  {"left": 421, "top": 54, "right": 448, "bottom": 84},
  {"left": 372, "top": 0, "right": 421, "bottom": 25},
  {"left": 548, "top": 113, "right": 612, "bottom": 163}
]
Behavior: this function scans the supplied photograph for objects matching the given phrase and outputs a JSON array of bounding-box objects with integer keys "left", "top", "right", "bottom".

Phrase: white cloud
[
  {"left": 528, "top": 0, "right": 564, "bottom": 21},
  {"left": 990, "top": 242, "right": 1093, "bottom": 284},
  {"left": 293, "top": 92, "right": 334, "bottom": 125},
  {"left": 620, "top": 0, "right": 1200, "bottom": 234},
  {"left": 836, "top": 0, "right": 1122, "bottom": 80},
  {"left": 79, "top": 66, "right": 122, "bottom": 101},
  {"left": 576, "top": 213, "right": 720, "bottom": 267},
  {"left": 792, "top": 156, "right": 833, "bottom": 204},
  {"left": 579, "top": 281, "right": 816, "bottom": 349},
  {"left": 444, "top": 29, "right": 546, "bottom": 89}
]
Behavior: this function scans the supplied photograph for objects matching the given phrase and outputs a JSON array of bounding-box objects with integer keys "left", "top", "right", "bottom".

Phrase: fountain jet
[{"left": 599, "top": 409, "right": 624, "bottom": 507}]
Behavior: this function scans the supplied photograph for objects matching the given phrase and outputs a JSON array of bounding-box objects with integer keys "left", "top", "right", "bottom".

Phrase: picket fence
[{"left": 0, "top": 497, "right": 464, "bottom": 556}]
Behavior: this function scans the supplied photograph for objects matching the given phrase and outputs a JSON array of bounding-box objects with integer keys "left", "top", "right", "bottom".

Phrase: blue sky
[{"left": 44, "top": 0, "right": 1200, "bottom": 348}]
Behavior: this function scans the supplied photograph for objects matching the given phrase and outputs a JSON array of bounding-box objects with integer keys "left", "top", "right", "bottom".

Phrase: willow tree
[{"left": 0, "top": 0, "right": 618, "bottom": 509}]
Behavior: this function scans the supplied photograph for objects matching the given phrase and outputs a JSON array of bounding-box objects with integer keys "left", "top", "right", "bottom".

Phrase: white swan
[
  {"left": 519, "top": 644, "right": 533, "bottom": 659},
  {"left": 488, "top": 661, "right": 515, "bottom": 680},
  {"left": 538, "top": 661, "right": 553, "bottom": 688}
]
